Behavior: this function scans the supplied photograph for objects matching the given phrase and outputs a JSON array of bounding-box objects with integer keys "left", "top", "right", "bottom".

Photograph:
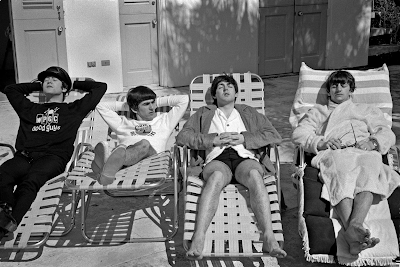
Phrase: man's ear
[
  {"left": 62, "top": 87, "right": 68, "bottom": 93},
  {"left": 131, "top": 107, "right": 138, "bottom": 114}
]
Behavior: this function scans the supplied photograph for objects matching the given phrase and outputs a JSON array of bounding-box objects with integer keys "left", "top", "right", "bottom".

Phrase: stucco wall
[
  {"left": 64, "top": 0, "right": 123, "bottom": 93},
  {"left": 326, "top": 0, "right": 372, "bottom": 69},
  {"left": 159, "top": 0, "right": 259, "bottom": 87}
]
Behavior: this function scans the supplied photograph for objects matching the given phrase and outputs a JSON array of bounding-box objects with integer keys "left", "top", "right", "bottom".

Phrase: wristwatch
[{"left": 370, "top": 138, "right": 379, "bottom": 151}]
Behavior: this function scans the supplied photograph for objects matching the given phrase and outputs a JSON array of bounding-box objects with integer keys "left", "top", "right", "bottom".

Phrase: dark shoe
[
  {"left": 0, "top": 203, "right": 18, "bottom": 232},
  {"left": 98, "top": 145, "right": 126, "bottom": 185}
]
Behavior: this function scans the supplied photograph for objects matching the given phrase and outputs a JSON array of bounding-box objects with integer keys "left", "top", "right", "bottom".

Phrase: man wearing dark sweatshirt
[{"left": 0, "top": 66, "right": 106, "bottom": 239}]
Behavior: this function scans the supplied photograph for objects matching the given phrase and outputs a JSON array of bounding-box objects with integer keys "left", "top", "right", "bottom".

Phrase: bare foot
[
  {"left": 186, "top": 233, "right": 205, "bottom": 260},
  {"left": 345, "top": 224, "right": 369, "bottom": 242},
  {"left": 262, "top": 235, "right": 287, "bottom": 258},
  {"left": 345, "top": 224, "right": 379, "bottom": 255},
  {"left": 364, "top": 237, "right": 380, "bottom": 249}
]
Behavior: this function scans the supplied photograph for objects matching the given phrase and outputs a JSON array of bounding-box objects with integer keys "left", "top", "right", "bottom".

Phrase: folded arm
[
  {"left": 176, "top": 110, "right": 217, "bottom": 150},
  {"left": 292, "top": 106, "right": 328, "bottom": 154},
  {"left": 241, "top": 108, "right": 282, "bottom": 150},
  {"left": 363, "top": 105, "right": 395, "bottom": 154}
]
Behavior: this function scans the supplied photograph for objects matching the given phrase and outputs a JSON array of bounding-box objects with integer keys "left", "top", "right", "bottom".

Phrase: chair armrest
[
  {"left": 0, "top": 143, "right": 15, "bottom": 159},
  {"left": 65, "top": 142, "right": 94, "bottom": 172}
]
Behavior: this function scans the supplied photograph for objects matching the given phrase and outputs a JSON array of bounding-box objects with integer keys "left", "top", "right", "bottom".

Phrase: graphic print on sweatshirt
[
  {"left": 131, "top": 124, "right": 155, "bottom": 136},
  {"left": 32, "top": 107, "right": 61, "bottom": 132}
]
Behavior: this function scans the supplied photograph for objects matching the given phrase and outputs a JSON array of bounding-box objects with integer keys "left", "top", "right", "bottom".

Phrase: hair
[
  {"left": 210, "top": 74, "right": 239, "bottom": 106},
  {"left": 126, "top": 86, "right": 156, "bottom": 111},
  {"left": 61, "top": 81, "right": 68, "bottom": 100},
  {"left": 326, "top": 70, "right": 356, "bottom": 93}
]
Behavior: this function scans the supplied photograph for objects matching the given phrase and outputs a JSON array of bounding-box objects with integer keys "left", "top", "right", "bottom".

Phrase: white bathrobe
[{"left": 292, "top": 99, "right": 400, "bottom": 206}]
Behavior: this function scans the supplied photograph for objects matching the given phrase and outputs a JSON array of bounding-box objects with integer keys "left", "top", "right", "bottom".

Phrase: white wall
[
  {"left": 159, "top": 0, "right": 259, "bottom": 87},
  {"left": 64, "top": 0, "right": 123, "bottom": 93},
  {"left": 326, "top": 0, "right": 372, "bottom": 69}
]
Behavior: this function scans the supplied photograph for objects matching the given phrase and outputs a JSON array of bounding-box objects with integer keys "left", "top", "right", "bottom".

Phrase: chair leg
[
  {"left": 79, "top": 157, "right": 180, "bottom": 243},
  {"left": 50, "top": 189, "right": 80, "bottom": 237}
]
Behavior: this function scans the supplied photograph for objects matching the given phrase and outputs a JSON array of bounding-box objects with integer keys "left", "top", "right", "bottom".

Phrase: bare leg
[
  {"left": 334, "top": 198, "right": 353, "bottom": 230},
  {"left": 186, "top": 171, "right": 231, "bottom": 260},
  {"left": 335, "top": 192, "right": 380, "bottom": 255},
  {"left": 92, "top": 140, "right": 156, "bottom": 185},
  {"left": 235, "top": 165, "right": 286, "bottom": 258},
  {"left": 124, "top": 139, "right": 156, "bottom": 166}
]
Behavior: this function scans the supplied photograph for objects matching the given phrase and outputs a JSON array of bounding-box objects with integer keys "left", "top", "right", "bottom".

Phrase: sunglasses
[{"left": 338, "top": 122, "right": 358, "bottom": 149}]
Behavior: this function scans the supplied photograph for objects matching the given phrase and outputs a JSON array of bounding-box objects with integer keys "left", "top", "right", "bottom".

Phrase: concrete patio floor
[{"left": 0, "top": 65, "right": 399, "bottom": 267}]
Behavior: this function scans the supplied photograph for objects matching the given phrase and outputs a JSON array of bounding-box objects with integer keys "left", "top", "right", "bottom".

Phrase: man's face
[
  {"left": 134, "top": 99, "right": 157, "bottom": 121},
  {"left": 213, "top": 81, "right": 237, "bottom": 105},
  {"left": 42, "top": 76, "right": 66, "bottom": 96},
  {"left": 329, "top": 82, "right": 352, "bottom": 104}
]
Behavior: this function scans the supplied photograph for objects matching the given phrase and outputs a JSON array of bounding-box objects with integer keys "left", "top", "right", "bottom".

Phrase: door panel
[
  {"left": 11, "top": 0, "right": 63, "bottom": 20},
  {"left": 13, "top": 19, "right": 66, "bottom": 81},
  {"left": 119, "top": 0, "right": 159, "bottom": 87},
  {"left": 120, "top": 0, "right": 157, "bottom": 14},
  {"left": 10, "top": 0, "right": 67, "bottom": 83},
  {"left": 259, "top": 6, "right": 294, "bottom": 75},
  {"left": 120, "top": 14, "right": 158, "bottom": 86},
  {"left": 293, "top": 4, "right": 327, "bottom": 72}
]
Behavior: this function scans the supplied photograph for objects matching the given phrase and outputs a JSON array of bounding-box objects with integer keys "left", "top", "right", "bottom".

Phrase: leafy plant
[{"left": 372, "top": 0, "right": 400, "bottom": 44}]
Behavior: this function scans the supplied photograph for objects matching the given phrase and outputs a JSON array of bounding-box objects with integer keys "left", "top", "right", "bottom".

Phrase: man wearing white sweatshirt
[{"left": 92, "top": 86, "right": 188, "bottom": 185}]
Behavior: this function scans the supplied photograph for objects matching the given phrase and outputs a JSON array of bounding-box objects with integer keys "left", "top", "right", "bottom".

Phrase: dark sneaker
[
  {"left": 0, "top": 203, "right": 17, "bottom": 232},
  {"left": 91, "top": 141, "right": 110, "bottom": 176},
  {"left": 98, "top": 145, "right": 126, "bottom": 185}
]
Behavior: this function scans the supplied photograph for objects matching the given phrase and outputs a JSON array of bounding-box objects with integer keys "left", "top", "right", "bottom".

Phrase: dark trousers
[{"left": 0, "top": 151, "right": 66, "bottom": 224}]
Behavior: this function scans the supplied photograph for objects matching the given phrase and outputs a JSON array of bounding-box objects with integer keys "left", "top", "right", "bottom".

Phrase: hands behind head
[{"left": 213, "top": 132, "right": 244, "bottom": 147}]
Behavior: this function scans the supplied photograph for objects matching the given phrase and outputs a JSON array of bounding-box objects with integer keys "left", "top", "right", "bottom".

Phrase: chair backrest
[
  {"left": 189, "top": 72, "right": 265, "bottom": 115},
  {"left": 289, "top": 62, "right": 392, "bottom": 129},
  {"left": 188, "top": 72, "right": 272, "bottom": 165},
  {"left": 66, "top": 110, "right": 95, "bottom": 172},
  {"left": 106, "top": 94, "right": 174, "bottom": 149}
]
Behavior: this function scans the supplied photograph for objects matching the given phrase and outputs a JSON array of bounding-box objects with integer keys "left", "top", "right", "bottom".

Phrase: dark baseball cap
[{"left": 38, "top": 66, "right": 72, "bottom": 92}]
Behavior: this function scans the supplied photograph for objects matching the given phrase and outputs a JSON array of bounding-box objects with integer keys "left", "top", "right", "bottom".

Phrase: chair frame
[
  {"left": 290, "top": 63, "right": 400, "bottom": 264},
  {"left": 0, "top": 80, "right": 96, "bottom": 249},
  {"left": 103, "top": 93, "right": 180, "bottom": 198},
  {"left": 181, "top": 145, "right": 283, "bottom": 257},
  {"left": 180, "top": 72, "right": 283, "bottom": 257},
  {"left": 64, "top": 145, "right": 181, "bottom": 243}
]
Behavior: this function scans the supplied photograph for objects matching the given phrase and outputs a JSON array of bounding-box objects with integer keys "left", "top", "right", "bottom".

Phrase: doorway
[
  {"left": 258, "top": 0, "right": 328, "bottom": 75},
  {"left": 119, "top": 0, "right": 159, "bottom": 87},
  {"left": 0, "top": 0, "right": 15, "bottom": 97}
]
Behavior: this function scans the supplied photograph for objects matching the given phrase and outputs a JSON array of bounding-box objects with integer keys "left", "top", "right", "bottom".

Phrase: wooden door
[
  {"left": 10, "top": 0, "right": 67, "bottom": 83},
  {"left": 293, "top": 3, "right": 327, "bottom": 72},
  {"left": 259, "top": 6, "right": 294, "bottom": 75},
  {"left": 120, "top": 0, "right": 159, "bottom": 87}
]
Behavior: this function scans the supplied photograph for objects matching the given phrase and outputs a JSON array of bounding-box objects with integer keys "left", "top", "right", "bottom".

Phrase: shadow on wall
[
  {"left": 161, "top": 0, "right": 259, "bottom": 86},
  {"left": 325, "top": 0, "right": 371, "bottom": 69}
]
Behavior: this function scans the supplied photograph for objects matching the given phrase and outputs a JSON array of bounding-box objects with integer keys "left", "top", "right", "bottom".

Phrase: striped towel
[{"left": 289, "top": 62, "right": 392, "bottom": 130}]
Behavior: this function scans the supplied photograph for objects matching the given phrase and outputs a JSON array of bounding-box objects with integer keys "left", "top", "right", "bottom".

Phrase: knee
[
  {"left": 247, "top": 169, "right": 265, "bottom": 186},
  {"left": 127, "top": 139, "right": 151, "bottom": 151},
  {"left": 205, "top": 171, "right": 227, "bottom": 189},
  {"left": 16, "top": 178, "right": 41, "bottom": 195},
  {"left": 137, "top": 139, "right": 151, "bottom": 150}
]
